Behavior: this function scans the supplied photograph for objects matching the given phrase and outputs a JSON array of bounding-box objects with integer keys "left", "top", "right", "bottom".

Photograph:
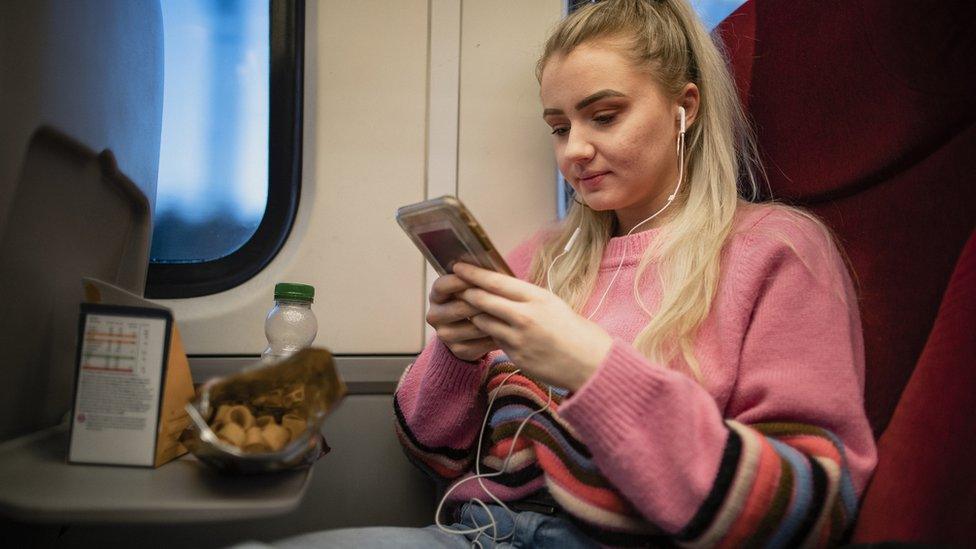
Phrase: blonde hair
[{"left": 530, "top": 0, "right": 763, "bottom": 381}]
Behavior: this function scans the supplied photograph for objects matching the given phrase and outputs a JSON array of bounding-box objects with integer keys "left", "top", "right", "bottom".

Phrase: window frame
[{"left": 145, "top": 0, "right": 304, "bottom": 299}]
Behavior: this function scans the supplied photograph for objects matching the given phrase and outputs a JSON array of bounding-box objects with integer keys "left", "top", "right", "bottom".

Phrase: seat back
[
  {"left": 0, "top": 127, "right": 151, "bottom": 441},
  {"left": 717, "top": 0, "right": 976, "bottom": 436},
  {"left": 717, "top": 1, "right": 976, "bottom": 542}
]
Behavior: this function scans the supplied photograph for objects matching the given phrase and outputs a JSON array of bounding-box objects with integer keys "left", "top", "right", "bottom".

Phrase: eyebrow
[{"left": 542, "top": 89, "right": 627, "bottom": 117}]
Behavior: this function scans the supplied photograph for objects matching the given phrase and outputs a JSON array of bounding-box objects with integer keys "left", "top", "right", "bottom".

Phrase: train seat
[
  {"left": 856, "top": 229, "right": 976, "bottom": 542},
  {"left": 716, "top": 1, "right": 976, "bottom": 544}
]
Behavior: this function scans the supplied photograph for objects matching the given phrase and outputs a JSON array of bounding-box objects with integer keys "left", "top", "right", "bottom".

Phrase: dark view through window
[{"left": 152, "top": 0, "right": 270, "bottom": 263}]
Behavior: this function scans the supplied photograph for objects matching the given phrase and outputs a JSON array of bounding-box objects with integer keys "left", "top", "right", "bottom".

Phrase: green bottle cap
[{"left": 274, "top": 282, "right": 314, "bottom": 302}]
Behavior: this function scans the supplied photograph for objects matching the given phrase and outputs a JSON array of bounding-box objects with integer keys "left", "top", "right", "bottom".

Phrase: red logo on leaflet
[{"left": 77, "top": 413, "right": 86, "bottom": 423}]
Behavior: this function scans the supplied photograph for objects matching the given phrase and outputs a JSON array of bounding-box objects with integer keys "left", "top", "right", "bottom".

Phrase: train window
[
  {"left": 567, "top": 0, "right": 747, "bottom": 28},
  {"left": 690, "top": 0, "right": 749, "bottom": 29},
  {"left": 146, "top": 0, "right": 303, "bottom": 299}
]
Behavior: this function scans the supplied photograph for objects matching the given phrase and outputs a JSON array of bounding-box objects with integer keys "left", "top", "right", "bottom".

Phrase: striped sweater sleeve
[
  {"left": 672, "top": 421, "right": 860, "bottom": 548},
  {"left": 392, "top": 339, "right": 495, "bottom": 481}
]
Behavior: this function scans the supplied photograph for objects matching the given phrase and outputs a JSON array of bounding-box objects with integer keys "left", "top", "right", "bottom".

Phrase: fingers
[
  {"left": 452, "top": 263, "right": 537, "bottom": 302},
  {"left": 426, "top": 299, "right": 482, "bottom": 326},
  {"left": 429, "top": 274, "right": 473, "bottom": 304},
  {"left": 435, "top": 319, "right": 488, "bottom": 343},
  {"left": 457, "top": 286, "right": 523, "bottom": 327},
  {"left": 468, "top": 313, "right": 518, "bottom": 346}
]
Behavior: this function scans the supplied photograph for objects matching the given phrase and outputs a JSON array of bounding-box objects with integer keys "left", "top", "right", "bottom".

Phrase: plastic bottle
[{"left": 262, "top": 283, "right": 317, "bottom": 363}]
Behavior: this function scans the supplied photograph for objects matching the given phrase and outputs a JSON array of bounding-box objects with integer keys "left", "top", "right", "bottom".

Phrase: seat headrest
[{"left": 717, "top": 1, "right": 976, "bottom": 203}]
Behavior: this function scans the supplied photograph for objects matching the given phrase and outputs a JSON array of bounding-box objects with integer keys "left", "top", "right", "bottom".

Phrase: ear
[{"left": 678, "top": 83, "right": 700, "bottom": 130}]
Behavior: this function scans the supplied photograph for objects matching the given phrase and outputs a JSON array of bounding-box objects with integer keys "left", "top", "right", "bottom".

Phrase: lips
[{"left": 577, "top": 171, "right": 610, "bottom": 191}]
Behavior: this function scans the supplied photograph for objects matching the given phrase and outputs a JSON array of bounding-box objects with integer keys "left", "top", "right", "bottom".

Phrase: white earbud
[
  {"left": 563, "top": 227, "right": 581, "bottom": 252},
  {"left": 678, "top": 106, "right": 686, "bottom": 134}
]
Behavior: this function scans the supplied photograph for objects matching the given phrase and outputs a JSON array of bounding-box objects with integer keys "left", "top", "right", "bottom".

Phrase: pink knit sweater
[{"left": 394, "top": 203, "right": 877, "bottom": 547}]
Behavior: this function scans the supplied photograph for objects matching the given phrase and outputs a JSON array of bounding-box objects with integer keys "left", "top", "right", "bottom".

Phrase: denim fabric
[{"left": 232, "top": 503, "right": 600, "bottom": 548}]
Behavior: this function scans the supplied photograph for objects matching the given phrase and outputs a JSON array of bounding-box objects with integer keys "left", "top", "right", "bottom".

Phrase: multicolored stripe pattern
[{"left": 394, "top": 361, "right": 859, "bottom": 547}]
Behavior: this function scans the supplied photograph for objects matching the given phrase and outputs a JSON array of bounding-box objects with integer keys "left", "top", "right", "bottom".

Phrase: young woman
[{"left": 253, "top": 1, "right": 876, "bottom": 547}]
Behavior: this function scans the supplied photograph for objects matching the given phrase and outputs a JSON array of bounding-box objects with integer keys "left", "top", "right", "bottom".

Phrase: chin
[{"left": 579, "top": 192, "right": 620, "bottom": 212}]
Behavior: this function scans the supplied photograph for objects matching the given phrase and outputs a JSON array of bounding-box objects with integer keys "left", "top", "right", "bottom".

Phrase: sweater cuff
[
  {"left": 559, "top": 338, "right": 669, "bottom": 443},
  {"left": 423, "top": 339, "right": 490, "bottom": 393}
]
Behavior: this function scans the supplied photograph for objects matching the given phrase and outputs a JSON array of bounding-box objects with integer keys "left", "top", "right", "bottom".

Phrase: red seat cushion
[{"left": 851, "top": 230, "right": 976, "bottom": 543}]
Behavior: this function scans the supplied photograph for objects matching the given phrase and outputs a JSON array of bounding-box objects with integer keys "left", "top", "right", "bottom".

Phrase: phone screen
[{"left": 416, "top": 225, "right": 479, "bottom": 273}]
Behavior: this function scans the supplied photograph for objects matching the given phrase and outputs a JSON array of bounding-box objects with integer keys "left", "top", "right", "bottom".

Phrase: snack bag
[{"left": 181, "top": 348, "right": 345, "bottom": 473}]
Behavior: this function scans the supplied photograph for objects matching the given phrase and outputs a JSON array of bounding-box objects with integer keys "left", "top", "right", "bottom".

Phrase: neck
[{"left": 612, "top": 193, "right": 680, "bottom": 237}]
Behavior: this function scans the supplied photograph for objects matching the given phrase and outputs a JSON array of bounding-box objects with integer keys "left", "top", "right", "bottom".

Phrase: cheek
[
  {"left": 621, "top": 129, "right": 668, "bottom": 171},
  {"left": 606, "top": 134, "right": 646, "bottom": 172}
]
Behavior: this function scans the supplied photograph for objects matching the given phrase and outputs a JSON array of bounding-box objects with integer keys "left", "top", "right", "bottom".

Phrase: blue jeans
[{"left": 233, "top": 503, "right": 600, "bottom": 548}]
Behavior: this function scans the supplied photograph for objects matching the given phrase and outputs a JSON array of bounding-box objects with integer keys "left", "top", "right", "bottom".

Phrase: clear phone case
[{"left": 396, "top": 196, "right": 512, "bottom": 276}]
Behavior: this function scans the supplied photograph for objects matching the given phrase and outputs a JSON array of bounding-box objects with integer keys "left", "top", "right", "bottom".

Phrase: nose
[{"left": 563, "top": 128, "right": 595, "bottom": 166}]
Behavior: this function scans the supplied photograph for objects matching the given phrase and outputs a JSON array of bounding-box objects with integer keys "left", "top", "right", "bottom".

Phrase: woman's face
[{"left": 540, "top": 39, "right": 690, "bottom": 235}]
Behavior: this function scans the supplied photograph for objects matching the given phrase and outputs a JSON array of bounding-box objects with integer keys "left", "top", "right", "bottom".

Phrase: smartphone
[{"left": 396, "top": 196, "right": 513, "bottom": 276}]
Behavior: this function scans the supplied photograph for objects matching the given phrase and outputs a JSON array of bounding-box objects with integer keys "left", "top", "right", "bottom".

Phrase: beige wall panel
[
  {"left": 427, "top": 0, "right": 461, "bottom": 198},
  {"left": 166, "top": 0, "right": 429, "bottom": 355},
  {"left": 456, "top": 0, "right": 563, "bottom": 255}
]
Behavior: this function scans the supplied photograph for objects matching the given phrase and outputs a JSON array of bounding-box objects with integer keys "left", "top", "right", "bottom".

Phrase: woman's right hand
[{"left": 427, "top": 273, "right": 496, "bottom": 362}]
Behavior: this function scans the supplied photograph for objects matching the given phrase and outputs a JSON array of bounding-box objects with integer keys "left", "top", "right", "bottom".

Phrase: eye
[
  {"left": 593, "top": 113, "right": 616, "bottom": 126},
  {"left": 550, "top": 125, "right": 569, "bottom": 136}
]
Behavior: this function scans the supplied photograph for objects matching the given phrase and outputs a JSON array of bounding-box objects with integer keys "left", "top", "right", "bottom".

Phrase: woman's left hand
[{"left": 452, "top": 262, "right": 613, "bottom": 391}]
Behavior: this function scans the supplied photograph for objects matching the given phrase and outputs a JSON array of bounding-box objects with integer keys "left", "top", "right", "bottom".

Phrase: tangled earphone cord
[{"left": 434, "top": 370, "right": 554, "bottom": 546}]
